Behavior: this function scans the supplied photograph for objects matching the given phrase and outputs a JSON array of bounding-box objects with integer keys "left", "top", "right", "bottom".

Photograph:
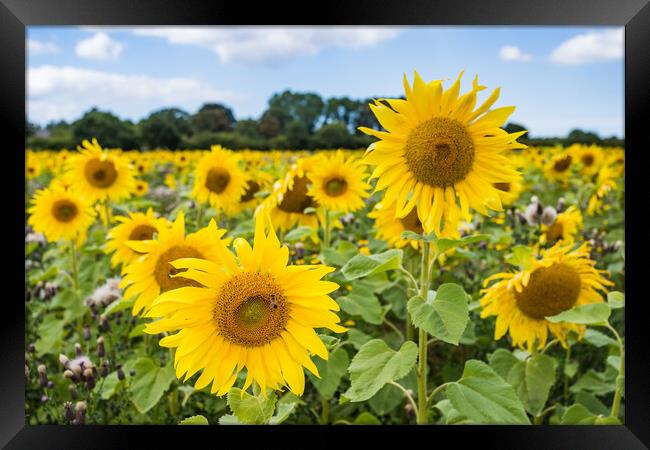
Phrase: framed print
[{"left": 3, "top": 0, "right": 649, "bottom": 447}]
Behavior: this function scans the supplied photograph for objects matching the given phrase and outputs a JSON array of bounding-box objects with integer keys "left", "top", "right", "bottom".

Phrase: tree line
[{"left": 26, "top": 90, "right": 623, "bottom": 150}]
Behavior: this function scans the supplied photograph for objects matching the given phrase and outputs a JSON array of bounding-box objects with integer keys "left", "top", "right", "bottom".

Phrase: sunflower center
[
  {"left": 403, "top": 117, "right": 475, "bottom": 188},
  {"left": 324, "top": 177, "right": 348, "bottom": 197},
  {"left": 400, "top": 207, "right": 423, "bottom": 234},
  {"left": 52, "top": 200, "right": 78, "bottom": 223},
  {"left": 581, "top": 154, "right": 595, "bottom": 167},
  {"left": 493, "top": 182, "right": 511, "bottom": 192},
  {"left": 553, "top": 156, "right": 572, "bottom": 172},
  {"left": 154, "top": 245, "right": 205, "bottom": 293},
  {"left": 214, "top": 272, "right": 288, "bottom": 347},
  {"left": 544, "top": 222, "right": 564, "bottom": 243},
  {"left": 514, "top": 263, "right": 581, "bottom": 319},
  {"left": 278, "top": 176, "right": 318, "bottom": 213},
  {"left": 240, "top": 180, "right": 260, "bottom": 202},
  {"left": 84, "top": 158, "right": 118, "bottom": 188},
  {"left": 205, "top": 168, "right": 231, "bottom": 194},
  {"left": 128, "top": 224, "right": 158, "bottom": 241}
]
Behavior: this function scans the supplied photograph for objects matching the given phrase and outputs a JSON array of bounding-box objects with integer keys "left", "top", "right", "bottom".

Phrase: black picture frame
[{"left": 4, "top": 0, "right": 649, "bottom": 447}]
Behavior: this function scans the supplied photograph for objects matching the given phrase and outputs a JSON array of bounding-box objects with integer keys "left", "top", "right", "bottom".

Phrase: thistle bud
[
  {"left": 541, "top": 207, "right": 557, "bottom": 226},
  {"left": 63, "top": 369, "right": 75, "bottom": 381},
  {"left": 294, "top": 242, "right": 304, "bottom": 260},
  {"left": 97, "top": 336, "right": 105, "bottom": 358},
  {"left": 84, "top": 368, "right": 95, "bottom": 389},
  {"left": 100, "top": 315, "right": 110, "bottom": 332},
  {"left": 556, "top": 197, "right": 565, "bottom": 213},
  {"left": 69, "top": 384, "right": 78, "bottom": 400},
  {"left": 100, "top": 360, "right": 109, "bottom": 378},
  {"left": 524, "top": 203, "right": 541, "bottom": 226},
  {"left": 59, "top": 354, "right": 70, "bottom": 368},
  {"left": 40, "top": 395, "right": 49, "bottom": 403},
  {"left": 63, "top": 402, "right": 74, "bottom": 422},
  {"left": 47, "top": 380, "right": 54, "bottom": 389},
  {"left": 28, "top": 343, "right": 36, "bottom": 354},
  {"left": 129, "top": 369, "right": 136, "bottom": 377},
  {"left": 117, "top": 365, "right": 125, "bottom": 381},
  {"left": 73, "top": 401, "right": 86, "bottom": 425},
  {"left": 74, "top": 343, "right": 82, "bottom": 358},
  {"left": 37, "top": 364, "right": 48, "bottom": 387},
  {"left": 83, "top": 325, "right": 91, "bottom": 341}
]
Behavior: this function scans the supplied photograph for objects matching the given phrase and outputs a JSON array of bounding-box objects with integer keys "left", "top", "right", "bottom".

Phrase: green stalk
[
  {"left": 321, "top": 398, "right": 329, "bottom": 425},
  {"left": 70, "top": 239, "right": 82, "bottom": 337},
  {"left": 104, "top": 199, "right": 112, "bottom": 228},
  {"left": 416, "top": 240, "right": 431, "bottom": 425},
  {"left": 322, "top": 208, "right": 331, "bottom": 250},
  {"left": 563, "top": 345, "right": 571, "bottom": 403},
  {"left": 608, "top": 324, "right": 625, "bottom": 419},
  {"left": 196, "top": 203, "right": 204, "bottom": 229}
]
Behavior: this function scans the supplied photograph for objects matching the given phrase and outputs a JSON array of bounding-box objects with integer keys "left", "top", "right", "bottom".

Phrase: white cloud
[
  {"left": 27, "top": 39, "right": 60, "bottom": 55},
  {"left": 549, "top": 29, "right": 623, "bottom": 65},
  {"left": 75, "top": 32, "right": 124, "bottom": 61},
  {"left": 132, "top": 26, "right": 400, "bottom": 65},
  {"left": 499, "top": 45, "right": 532, "bottom": 62},
  {"left": 27, "top": 65, "right": 239, "bottom": 124}
]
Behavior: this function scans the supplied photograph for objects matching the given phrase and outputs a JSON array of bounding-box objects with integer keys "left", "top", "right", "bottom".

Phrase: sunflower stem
[
  {"left": 104, "top": 199, "right": 112, "bottom": 228},
  {"left": 563, "top": 344, "right": 571, "bottom": 403},
  {"left": 416, "top": 239, "right": 431, "bottom": 425},
  {"left": 322, "top": 208, "right": 331, "bottom": 250},
  {"left": 196, "top": 203, "right": 204, "bottom": 229},
  {"left": 320, "top": 398, "right": 329, "bottom": 425},
  {"left": 69, "top": 239, "right": 82, "bottom": 338},
  {"left": 607, "top": 324, "right": 625, "bottom": 419}
]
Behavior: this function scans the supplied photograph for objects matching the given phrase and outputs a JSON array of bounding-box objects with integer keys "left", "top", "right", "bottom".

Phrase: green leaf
[
  {"left": 35, "top": 314, "right": 65, "bottom": 356},
  {"left": 407, "top": 283, "right": 469, "bottom": 345},
  {"left": 575, "top": 391, "right": 609, "bottom": 416},
  {"left": 269, "top": 393, "right": 301, "bottom": 425},
  {"left": 227, "top": 388, "right": 277, "bottom": 425},
  {"left": 607, "top": 291, "right": 625, "bottom": 309},
  {"left": 446, "top": 360, "right": 531, "bottom": 424},
  {"left": 434, "top": 399, "right": 473, "bottom": 424},
  {"left": 218, "top": 414, "right": 240, "bottom": 425},
  {"left": 346, "top": 329, "right": 373, "bottom": 350},
  {"left": 322, "top": 241, "right": 358, "bottom": 267},
  {"left": 129, "top": 358, "right": 176, "bottom": 414},
  {"left": 434, "top": 234, "right": 490, "bottom": 254},
  {"left": 368, "top": 382, "right": 404, "bottom": 416},
  {"left": 583, "top": 328, "right": 618, "bottom": 348},
  {"left": 283, "top": 226, "right": 314, "bottom": 243},
  {"left": 341, "top": 249, "right": 403, "bottom": 281},
  {"left": 489, "top": 349, "right": 520, "bottom": 380},
  {"left": 94, "top": 371, "right": 126, "bottom": 400},
  {"left": 505, "top": 245, "right": 534, "bottom": 270},
  {"left": 309, "top": 347, "right": 350, "bottom": 400},
  {"left": 344, "top": 339, "right": 417, "bottom": 402},
  {"left": 570, "top": 369, "right": 616, "bottom": 396},
  {"left": 179, "top": 415, "right": 209, "bottom": 425},
  {"left": 399, "top": 230, "right": 436, "bottom": 242},
  {"left": 559, "top": 404, "right": 618, "bottom": 425},
  {"left": 103, "top": 298, "right": 133, "bottom": 316},
  {"left": 352, "top": 412, "right": 381, "bottom": 425},
  {"left": 564, "top": 361, "right": 579, "bottom": 379},
  {"left": 546, "top": 303, "right": 611, "bottom": 325},
  {"left": 128, "top": 323, "right": 146, "bottom": 339},
  {"left": 507, "top": 354, "right": 557, "bottom": 415},
  {"left": 337, "top": 284, "right": 383, "bottom": 325}
]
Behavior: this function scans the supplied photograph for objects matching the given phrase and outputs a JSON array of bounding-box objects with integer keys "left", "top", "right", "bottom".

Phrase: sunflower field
[{"left": 24, "top": 73, "right": 625, "bottom": 426}]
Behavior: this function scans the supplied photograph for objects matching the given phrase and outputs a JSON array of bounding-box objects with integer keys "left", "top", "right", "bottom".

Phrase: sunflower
[
  {"left": 544, "top": 150, "right": 574, "bottom": 184},
  {"left": 192, "top": 145, "right": 247, "bottom": 213},
  {"left": 119, "top": 211, "right": 229, "bottom": 316},
  {"left": 492, "top": 178, "right": 523, "bottom": 207},
  {"left": 224, "top": 171, "right": 275, "bottom": 216},
  {"left": 480, "top": 242, "right": 613, "bottom": 351},
  {"left": 540, "top": 205, "right": 582, "bottom": 245},
  {"left": 257, "top": 158, "right": 321, "bottom": 233},
  {"left": 369, "top": 200, "right": 461, "bottom": 250},
  {"left": 142, "top": 213, "right": 346, "bottom": 397},
  {"left": 569, "top": 144, "right": 603, "bottom": 176},
  {"left": 26, "top": 153, "right": 42, "bottom": 180},
  {"left": 587, "top": 164, "right": 620, "bottom": 216},
  {"left": 64, "top": 138, "right": 135, "bottom": 202},
  {"left": 307, "top": 150, "right": 370, "bottom": 213},
  {"left": 361, "top": 71, "right": 524, "bottom": 236},
  {"left": 28, "top": 185, "right": 96, "bottom": 245},
  {"left": 105, "top": 208, "right": 171, "bottom": 269},
  {"left": 133, "top": 180, "right": 149, "bottom": 196}
]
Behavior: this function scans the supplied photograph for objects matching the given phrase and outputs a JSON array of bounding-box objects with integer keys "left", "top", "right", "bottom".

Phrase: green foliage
[
  {"left": 507, "top": 354, "right": 557, "bottom": 415},
  {"left": 309, "top": 347, "right": 350, "bottom": 400},
  {"left": 179, "top": 415, "right": 209, "bottom": 425},
  {"left": 345, "top": 339, "right": 417, "bottom": 402},
  {"left": 337, "top": 285, "right": 384, "bottom": 325},
  {"left": 129, "top": 358, "right": 176, "bottom": 414},
  {"left": 226, "top": 388, "right": 277, "bottom": 425},
  {"left": 546, "top": 303, "right": 611, "bottom": 325},
  {"left": 341, "top": 249, "right": 402, "bottom": 281},
  {"left": 408, "top": 284, "right": 470, "bottom": 345}
]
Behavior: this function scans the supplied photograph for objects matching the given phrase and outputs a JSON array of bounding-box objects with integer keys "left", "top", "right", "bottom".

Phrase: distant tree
[
  {"left": 311, "top": 122, "right": 354, "bottom": 149},
  {"left": 504, "top": 122, "right": 529, "bottom": 135},
  {"left": 192, "top": 103, "right": 235, "bottom": 133},
  {"left": 566, "top": 129, "right": 602, "bottom": 145},
  {"left": 139, "top": 108, "right": 192, "bottom": 149},
  {"left": 234, "top": 119, "right": 260, "bottom": 138},
  {"left": 258, "top": 111, "right": 283, "bottom": 139},
  {"left": 353, "top": 98, "right": 381, "bottom": 133},
  {"left": 26, "top": 120, "right": 40, "bottom": 138},
  {"left": 267, "top": 90, "right": 325, "bottom": 133},
  {"left": 284, "top": 120, "right": 310, "bottom": 149},
  {"left": 72, "top": 108, "right": 139, "bottom": 149}
]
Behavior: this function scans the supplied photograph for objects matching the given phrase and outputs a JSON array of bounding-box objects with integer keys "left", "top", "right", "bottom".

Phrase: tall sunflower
[
  {"left": 544, "top": 150, "right": 574, "bottom": 184},
  {"left": 119, "top": 211, "right": 229, "bottom": 316},
  {"left": 192, "top": 145, "right": 247, "bottom": 213},
  {"left": 480, "top": 242, "right": 613, "bottom": 351},
  {"left": 307, "top": 150, "right": 370, "bottom": 213},
  {"left": 105, "top": 208, "right": 171, "bottom": 269},
  {"left": 492, "top": 178, "right": 523, "bottom": 207},
  {"left": 143, "top": 213, "right": 346, "bottom": 397},
  {"left": 540, "top": 205, "right": 582, "bottom": 245},
  {"left": 257, "top": 158, "right": 321, "bottom": 233},
  {"left": 569, "top": 144, "right": 604, "bottom": 176},
  {"left": 64, "top": 138, "right": 135, "bottom": 202},
  {"left": 28, "top": 184, "right": 96, "bottom": 245},
  {"left": 361, "top": 71, "right": 524, "bottom": 236}
]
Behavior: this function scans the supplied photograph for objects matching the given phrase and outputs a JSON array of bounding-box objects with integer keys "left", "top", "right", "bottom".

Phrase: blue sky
[{"left": 27, "top": 26, "right": 624, "bottom": 137}]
